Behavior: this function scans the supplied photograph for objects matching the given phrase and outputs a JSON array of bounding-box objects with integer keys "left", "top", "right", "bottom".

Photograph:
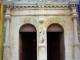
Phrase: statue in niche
[{"left": 39, "top": 31, "right": 45, "bottom": 43}]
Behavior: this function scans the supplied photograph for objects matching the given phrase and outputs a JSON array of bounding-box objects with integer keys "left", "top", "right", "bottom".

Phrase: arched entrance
[
  {"left": 47, "top": 24, "right": 65, "bottom": 60},
  {"left": 19, "top": 24, "right": 37, "bottom": 60}
]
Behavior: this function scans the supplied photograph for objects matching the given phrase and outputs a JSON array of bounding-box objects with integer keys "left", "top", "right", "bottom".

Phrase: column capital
[
  {"left": 5, "top": 4, "right": 13, "bottom": 10},
  {"left": 72, "top": 14, "right": 78, "bottom": 19},
  {"left": 71, "top": 13, "right": 78, "bottom": 20},
  {"left": 70, "top": 4, "right": 77, "bottom": 9},
  {"left": 70, "top": 4, "right": 78, "bottom": 16},
  {"left": 5, "top": 14, "right": 11, "bottom": 21},
  {"left": 5, "top": 5, "right": 12, "bottom": 21}
]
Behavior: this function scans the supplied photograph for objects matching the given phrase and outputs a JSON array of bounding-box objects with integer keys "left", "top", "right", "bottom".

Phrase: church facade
[{"left": 2, "top": 0, "right": 80, "bottom": 60}]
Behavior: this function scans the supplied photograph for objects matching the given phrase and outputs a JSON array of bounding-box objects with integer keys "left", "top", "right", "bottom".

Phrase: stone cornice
[
  {"left": 4, "top": 2, "right": 79, "bottom": 10},
  {"left": 4, "top": 1, "right": 70, "bottom": 9},
  {"left": 5, "top": 5, "right": 70, "bottom": 10},
  {"left": 4, "top": 1, "right": 69, "bottom": 5},
  {"left": 12, "top": 5, "right": 70, "bottom": 10},
  {"left": 4, "top": 1, "right": 79, "bottom": 13},
  {"left": 69, "top": 0, "right": 78, "bottom": 9},
  {"left": 4, "top": 0, "right": 79, "bottom": 8},
  {"left": 70, "top": 4, "right": 78, "bottom": 8}
]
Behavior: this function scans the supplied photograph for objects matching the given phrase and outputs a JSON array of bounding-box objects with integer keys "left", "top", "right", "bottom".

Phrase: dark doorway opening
[
  {"left": 47, "top": 24, "right": 65, "bottom": 60},
  {"left": 47, "top": 32, "right": 64, "bottom": 60},
  {"left": 19, "top": 32, "right": 37, "bottom": 60}
]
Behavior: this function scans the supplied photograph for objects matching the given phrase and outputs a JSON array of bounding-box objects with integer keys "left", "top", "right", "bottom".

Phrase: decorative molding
[
  {"left": 4, "top": 1, "right": 71, "bottom": 10},
  {"left": 11, "top": 14, "right": 71, "bottom": 16},
  {"left": 70, "top": 4, "right": 78, "bottom": 9},
  {"left": 4, "top": 1, "right": 69, "bottom": 5},
  {"left": 5, "top": 5, "right": 14, "bottom": 10},
  {"left": 71, "top": 13, "right": 78, "bottom": 19},
  {"left": 70, "top": 2, "right": 78, "bottom": 20},
  {"left": 5, "top": 5, "right": 70, "bottom": 9},
  {"left": 5, "top": 7, "right": 11, "bottom": 21},
  {"left": 4, "top": 1, "right": 79, "bottom": 9},
  {"left": 5, "top": 15, "right": 11, "bottom": 21}
]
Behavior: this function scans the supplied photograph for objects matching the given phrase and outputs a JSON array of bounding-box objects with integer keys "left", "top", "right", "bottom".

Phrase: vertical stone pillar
[
  {"left": 38, "top": 16, "right": 47, "bottom": 60},
  {"left": 3, "top": 7, "right": 11, "bottom": 60},
  {"left": 73, "top": 16, "right": 79, "bottom": 59},
  {"left": 70, "top": 4, "right": 80, "bottom": 60}
]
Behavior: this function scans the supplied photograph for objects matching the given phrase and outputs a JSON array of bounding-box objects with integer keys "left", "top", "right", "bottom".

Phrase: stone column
[
  {"left": 3, "top": 8, "right": 11, "bottom": 60},
  {"left": 71, "top": 4, "right": 80, "bottom": 60}
]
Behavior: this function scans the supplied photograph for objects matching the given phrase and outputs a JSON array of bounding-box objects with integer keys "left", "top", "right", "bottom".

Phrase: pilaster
[
  {"left": 3, "top": 6, "right": 11, "bottom": 60},
  {"left": 70, "top": 3, "right": 80, "bottom": 60},
  {"left": 38, "top": 16, "right": 47, "bottom": 60}
]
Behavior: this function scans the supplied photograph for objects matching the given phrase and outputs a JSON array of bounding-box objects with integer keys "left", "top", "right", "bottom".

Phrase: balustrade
[{"left": 4, "top": 0, "right": 70, "bottom": 2}]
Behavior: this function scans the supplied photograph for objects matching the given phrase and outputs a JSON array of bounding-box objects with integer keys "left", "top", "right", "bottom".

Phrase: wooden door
[
  {"left": 47, "top": 24, "right": 65, "bottom": 60},
  {"left": 19, "top": 24, "right": 37, "bottom": 60}
]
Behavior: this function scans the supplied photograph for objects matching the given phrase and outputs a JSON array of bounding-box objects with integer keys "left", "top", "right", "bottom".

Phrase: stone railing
[
  {"left": 3, "top": 0, "right": 71, "bottom": 2},
  {"left": 3, "top": 0, "right": 79, "bottom": 5},
  {"left": 13, "top": 0, "right": 66, "bottom": 2}
]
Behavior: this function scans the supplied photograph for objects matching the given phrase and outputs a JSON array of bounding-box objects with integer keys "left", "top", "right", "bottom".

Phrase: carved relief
[{"left": 39, "top": 30, "right": 45, "bottom": 43}]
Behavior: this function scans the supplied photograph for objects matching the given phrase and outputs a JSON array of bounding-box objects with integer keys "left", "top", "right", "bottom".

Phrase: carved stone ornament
[
  {"left": 39, "top": 31, "right": 45, "bottom": 43},
  {"left": 39, "top": 19, "right": 44, "bottom": 23},
  {"left": 71, "top": 14, "right": 78, "bottom": 20},
  {"left": 5, "top": 15, "right": 11, "bottom": 21},
  {"left": 39, "top": 16, "right": 44, "bottom": 23}
]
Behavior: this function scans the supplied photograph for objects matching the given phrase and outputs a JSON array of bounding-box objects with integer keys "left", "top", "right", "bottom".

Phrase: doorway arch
[
  {"left": 19, "top": 24, "right": 37, "bottom": 60},
  {"left": 47, "top": 23, "right": 65, "bottom": 60}
]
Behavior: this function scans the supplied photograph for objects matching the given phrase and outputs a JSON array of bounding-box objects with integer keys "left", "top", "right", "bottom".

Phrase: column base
[
  {"left": 3, "top": 43, "right": 10, "bottom": 60},
  {"left": 3, "top": 47, "right": 10, "bottom": 60}
]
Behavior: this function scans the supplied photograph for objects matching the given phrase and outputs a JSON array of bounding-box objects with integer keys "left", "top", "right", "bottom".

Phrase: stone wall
[{"left": 6, "top": 5, "right": 74, "bottom": 60}]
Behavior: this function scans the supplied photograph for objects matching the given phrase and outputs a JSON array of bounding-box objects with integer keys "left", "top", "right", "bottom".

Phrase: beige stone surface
[
  {"left": 8, "top": 8, "right": 74, "bottom": 60},
  {"left": 12, "top": 9, "right": 71, "bottom": 15}
]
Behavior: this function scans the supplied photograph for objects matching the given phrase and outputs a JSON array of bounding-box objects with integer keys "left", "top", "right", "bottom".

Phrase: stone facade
[{"left": 2, "top": 0, "right": 80, "bottom": 60}]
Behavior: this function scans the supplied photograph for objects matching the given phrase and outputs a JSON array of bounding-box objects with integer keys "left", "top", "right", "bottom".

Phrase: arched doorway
[
  {"left": 19, "top": 24, "right": 37, "bottom": 60},
  {"left": 47, "top": 24, "right": 65, "bottom": 60}
]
